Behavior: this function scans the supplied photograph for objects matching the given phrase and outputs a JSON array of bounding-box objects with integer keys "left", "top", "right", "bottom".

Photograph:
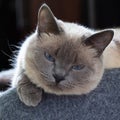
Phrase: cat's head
[{"left": 24, "top": 4, "right": 114, "bottom": 95}]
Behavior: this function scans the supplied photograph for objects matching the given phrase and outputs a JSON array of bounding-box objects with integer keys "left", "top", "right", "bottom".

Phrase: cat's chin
[
  {"left": 41, "top": 80, "right": 100, "bottom": 96},
  {"left": 39, "top": 81, "right": 73, "bottom": 95}
]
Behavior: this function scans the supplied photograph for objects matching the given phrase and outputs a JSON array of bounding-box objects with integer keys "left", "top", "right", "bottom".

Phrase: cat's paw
[{"left": 17, "top": 75, "right": 42, "bottom": 107}]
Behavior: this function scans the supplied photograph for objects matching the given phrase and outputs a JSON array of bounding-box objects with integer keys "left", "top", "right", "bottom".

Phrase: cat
[{"left": 0, "top": 3, "right": 120, "bottom": 107}]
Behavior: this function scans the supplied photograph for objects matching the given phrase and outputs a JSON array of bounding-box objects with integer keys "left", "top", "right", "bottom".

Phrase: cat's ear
[
  {"left": 37, "top": 4, "right": 60, "bottom": 34},
  {"left": 84, "top": 30, "right": 114, "bottom": 55}
]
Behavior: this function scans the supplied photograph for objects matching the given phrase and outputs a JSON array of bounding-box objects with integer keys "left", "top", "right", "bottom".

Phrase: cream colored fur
[{"left": 103, "top": 29, "right": 120, "bottom": 69}]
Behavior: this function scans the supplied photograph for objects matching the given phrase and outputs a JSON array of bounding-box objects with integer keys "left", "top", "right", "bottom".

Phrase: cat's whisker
[
  {"left": 7, "top": 40, "right": 14, "bottom": 53},
  {"left": 76, "top": 82, "right": 86, "bottom": 88},
  {"left": 1, "top": 50, "right": 12, "bottom": 59},
  {"left": 9, "top": 44, "right": 20, "bottom": 49},
  {"left": 41, "top": 72, "right": 49, "bottom": 76},
  {"left": 39, "top": 71, "right": 49, "bottom": 78},
  {"left": 40, "top": 74, "right": 49, "bottom": 79},
  {"left": 61, "top": 82, "right": 75, "bottom": 89}
]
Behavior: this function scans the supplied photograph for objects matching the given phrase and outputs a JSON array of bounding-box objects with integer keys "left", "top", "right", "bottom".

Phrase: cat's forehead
[
  {"left": 56, "top": 40, "right": 78, "bottom": 64},
  {"left": 40, "top": 33, "right": 82, "bottom": 46},
  {"left": 40, "top": 34, "right": 81, "bottom": 52},
  {"left": 39, "top": 34, "right": 97, "bottom": 65}
]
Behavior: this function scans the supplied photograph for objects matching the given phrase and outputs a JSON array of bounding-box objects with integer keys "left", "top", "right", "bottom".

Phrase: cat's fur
[
  {"left": 0, "top": 4, "right": 119, "bottom": 106},
  {"left": 103, "top": 28, "right": 120, "bottom": 68}
]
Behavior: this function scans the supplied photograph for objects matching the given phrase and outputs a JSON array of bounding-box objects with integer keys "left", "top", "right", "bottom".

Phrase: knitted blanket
[{"left": 0, "top": 69, "right": 120, "bottom": 120}]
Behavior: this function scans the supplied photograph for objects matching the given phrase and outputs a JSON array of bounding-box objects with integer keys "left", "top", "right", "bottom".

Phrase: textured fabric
[{"left": 0, "top": 69, "right": 120, "bottom": 120}]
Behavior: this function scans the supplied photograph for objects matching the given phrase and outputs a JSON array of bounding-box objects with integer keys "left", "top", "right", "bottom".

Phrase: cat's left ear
[
  {"left": 84, "top": 30, "right": 114, "bottom": 56},
  {"left": 37, "top": 4, "right": 60, "bottom": 34}
]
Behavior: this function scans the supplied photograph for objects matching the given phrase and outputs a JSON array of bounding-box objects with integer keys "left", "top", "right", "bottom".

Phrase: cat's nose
[{"left": 53, "top": 74, "right": 65, "bottom": 83}]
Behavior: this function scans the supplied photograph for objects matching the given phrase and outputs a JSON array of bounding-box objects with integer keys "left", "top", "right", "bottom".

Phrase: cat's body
[
  {"left": 12, "top": 23, "right": 103, "bottom": 95},
  {"left": 0, "top": 4, "right": 119, "bottom": 106}
]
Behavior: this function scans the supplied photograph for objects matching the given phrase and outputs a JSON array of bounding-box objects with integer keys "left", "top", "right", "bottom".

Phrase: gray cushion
[{"left": 0, "top": 69, "right": 120, "bottom": 120}]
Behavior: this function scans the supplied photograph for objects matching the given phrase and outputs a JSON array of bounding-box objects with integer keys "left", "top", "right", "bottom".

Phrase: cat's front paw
[{"left": 17, "top": 74, "right": 42, "bottom": 107}]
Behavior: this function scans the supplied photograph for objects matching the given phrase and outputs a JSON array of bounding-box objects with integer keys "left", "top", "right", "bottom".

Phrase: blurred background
[{"left": 0, "top": 0, "right": 120, "bottom": 70}]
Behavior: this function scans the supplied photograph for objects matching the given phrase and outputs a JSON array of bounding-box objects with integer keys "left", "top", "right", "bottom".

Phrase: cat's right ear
[
  {"left": 84, "top": 30, "right": 114, "bottom": 56},
  {"left": 37, "top": 4, "right": 60, "bottom": 35}
]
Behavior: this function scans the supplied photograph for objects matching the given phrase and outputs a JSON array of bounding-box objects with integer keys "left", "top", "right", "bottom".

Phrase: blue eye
[
  {"left": 72, "top": 64, "right": 85, "bottom": 70},
  {"left": 44, "top": 52, "right": 55, "bottom": 62}
]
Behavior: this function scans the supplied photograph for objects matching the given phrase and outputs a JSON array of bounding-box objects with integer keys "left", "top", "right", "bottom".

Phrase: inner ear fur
[{"left": 37, "top": 4, "right": 60, "bottom": 34}]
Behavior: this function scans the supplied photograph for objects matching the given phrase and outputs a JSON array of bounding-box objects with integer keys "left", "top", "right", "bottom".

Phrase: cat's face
[{"left": 24, "top": 4, "right": 114, "bottom": 95}]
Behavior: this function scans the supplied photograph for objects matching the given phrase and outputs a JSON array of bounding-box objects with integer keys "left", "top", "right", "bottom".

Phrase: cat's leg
[
  {"left": 17, "top": 74, "right": 42, "bottom": 107},
  {"left": 0, "top": 69, "right": 14, "bottom": 91}
]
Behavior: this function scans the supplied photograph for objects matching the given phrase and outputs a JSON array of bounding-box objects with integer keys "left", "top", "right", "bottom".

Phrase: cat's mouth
[
  {"left": 41, "top": 74, "right": 74, "bottom": 91},
  {"left": 43, "top": 81, "right": 76, "bottom": 95},
  {"left": 45, "top": 79, "right": 74, "bottom": 91},
  {"left": 46, "top": 81, "right": 62, "bottom": 87}
]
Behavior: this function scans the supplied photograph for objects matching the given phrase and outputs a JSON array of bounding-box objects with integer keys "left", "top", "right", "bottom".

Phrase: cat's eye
[
  {"left": 72, "top": 64, "right": 85, "bottom": 70},
  {"left": 44, "top": 52, "right": 55, "bottom": 62}
]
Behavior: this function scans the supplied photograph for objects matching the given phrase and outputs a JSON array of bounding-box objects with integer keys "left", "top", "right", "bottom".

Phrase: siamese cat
[{"left": 0, "top": 4, "right": 120, "bottom": 106}]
